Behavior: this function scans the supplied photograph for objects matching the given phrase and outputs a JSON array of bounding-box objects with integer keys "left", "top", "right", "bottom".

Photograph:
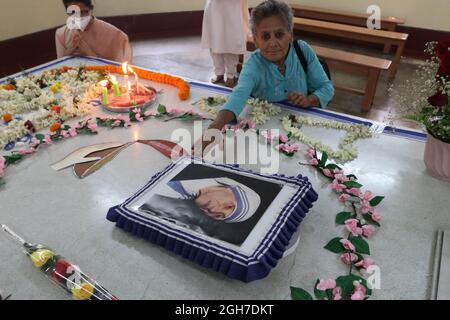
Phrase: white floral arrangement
[
  {"left": 196, "top": 95, "right": 281, "bottom": 125},
  {"left": 282, "top": 115, "right": 372, "bottom": 163},
  {"left": 0, "top": 68, "right": 103, "bottom": 148}
]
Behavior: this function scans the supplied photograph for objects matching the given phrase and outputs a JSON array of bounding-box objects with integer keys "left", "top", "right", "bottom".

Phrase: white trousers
[{"left": 210, "top": 51, "right": 239, "bottom": 79}]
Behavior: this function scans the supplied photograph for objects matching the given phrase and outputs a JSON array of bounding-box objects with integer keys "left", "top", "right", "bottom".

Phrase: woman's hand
[
  {"left": 288, "top": 92, "right": 320, "bottom": 108},
  {"left": 191, "top": 110, "right": 236, "bottom": 157}
]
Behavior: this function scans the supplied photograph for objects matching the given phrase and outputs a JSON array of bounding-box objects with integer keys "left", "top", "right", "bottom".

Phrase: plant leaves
[
  {"left": 157, "top": 104, "right": 167, "bottom": 114},
  {"left": 290, "top": 287, "right": 313, "bottom": 300},
  {"left": 346, "top": 174, "right": 358, "bottom": 181},
  {"left": 343, "top": 181, "right": 363, "bottom": 189},
  {"left": 319, "top": 152, "right": 328, "bottom": 167},
  {"left": 325, "top": 163, "right": 341, "bottom": 170},
  {"left": 335, "top": 212, "right": 355, "bottom": 225},
  {"left": 5, "top": 154, "right": 22, "bottom": 165},
  {"left": 369, "top": 196, "right": 385, "bottom": 207},
  {"left": 35, "top": 134, "right": 45, "bottom": 142},
  {"left": 324, "top": 237, "right": 345, "bottom": 254},
  {"left": 363, "top": 214, "right": 381, "bottom": 227},
  {"left": 349, "top": 236, "right": 371, "bottom": 255},
  {"left": 314, "top": 279, "right": 329, "bottom": 300}
]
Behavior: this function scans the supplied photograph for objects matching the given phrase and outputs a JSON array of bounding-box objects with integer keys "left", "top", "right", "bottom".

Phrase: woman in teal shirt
[{"left": 207, "top": 0, "right": 334, "bottom": 131}]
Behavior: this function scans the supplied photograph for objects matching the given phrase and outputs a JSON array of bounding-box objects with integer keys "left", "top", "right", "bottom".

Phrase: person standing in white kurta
[{"left": 202, "top": 0, "right": 251, "bottom": 88}]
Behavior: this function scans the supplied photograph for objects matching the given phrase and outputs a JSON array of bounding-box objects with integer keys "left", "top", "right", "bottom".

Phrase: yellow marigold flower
[{"left": 30, "top": 249, "right": 55, "bottom": 268}]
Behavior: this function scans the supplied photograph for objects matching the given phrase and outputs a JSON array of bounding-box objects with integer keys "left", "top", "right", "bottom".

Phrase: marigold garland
[{"left": 83, "top": 65, "right": 190, "bottom": 101}]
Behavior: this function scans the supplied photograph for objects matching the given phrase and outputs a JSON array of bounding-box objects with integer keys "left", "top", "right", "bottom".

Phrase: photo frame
[{"left": 107, "top": 158, "right": 318, "bottom": 282}]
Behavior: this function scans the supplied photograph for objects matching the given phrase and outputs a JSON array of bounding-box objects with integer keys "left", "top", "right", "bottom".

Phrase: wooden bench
[
  {"left": 246, "top": 41, "right": 392, "bottom": 112},
  {"left": 293, "top": 17, "right": 408, "bottom": 77},
  {"left": 290, "top": 4, "right": 405, "bottom": 54}
]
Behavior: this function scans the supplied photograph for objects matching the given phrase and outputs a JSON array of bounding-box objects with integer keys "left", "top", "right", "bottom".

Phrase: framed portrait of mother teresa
[{"left": 107, "top": 158, "right": 318, "bottom": 282}]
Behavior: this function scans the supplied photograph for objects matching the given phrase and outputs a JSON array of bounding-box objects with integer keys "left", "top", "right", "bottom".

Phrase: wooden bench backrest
[
  {"left": 246, "top": 40, "right": 391, "bottom": 70},
  {"left": 311, "top": 45, "right": 392, "bottom": 70},
  {"left": 294, "top": 17, "right": 409, "bottom": 41},
  {"left": 290, "top": 4, "right": 406, "bottom": 26}
]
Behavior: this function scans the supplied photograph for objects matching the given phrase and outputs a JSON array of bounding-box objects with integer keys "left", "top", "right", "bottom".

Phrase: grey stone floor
[{"left": 131, "top": 35, "right": 424, "bottom": 126}]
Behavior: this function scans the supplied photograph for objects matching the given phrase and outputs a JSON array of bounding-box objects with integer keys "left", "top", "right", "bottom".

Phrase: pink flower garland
[{"left": 291, "top": 148, "right": 385, "bottom": 301}]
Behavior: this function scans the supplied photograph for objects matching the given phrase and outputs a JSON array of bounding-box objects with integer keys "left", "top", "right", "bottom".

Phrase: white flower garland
[
  {"left": 282, "top": 115, "right": 372, "bottom": 163},
  {"left": 197, "top": 95, "right": 281, "bottom": 125},
  {"left": 0, "top": 69, "right": 102, "bottom": 147}
]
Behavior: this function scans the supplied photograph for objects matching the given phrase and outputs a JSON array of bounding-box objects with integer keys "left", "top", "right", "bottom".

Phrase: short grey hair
[{"left": 250, "top": 0, "right": 294, "bottom": 34}]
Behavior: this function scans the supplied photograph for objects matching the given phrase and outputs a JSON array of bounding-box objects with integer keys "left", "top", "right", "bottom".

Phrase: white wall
[{"left": 0, "top": 0, "right": 449, "bottom": 41}]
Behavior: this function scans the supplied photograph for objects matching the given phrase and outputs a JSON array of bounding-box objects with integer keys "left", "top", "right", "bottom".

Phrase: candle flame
[
  {"left": 122, "top": 62, "right": 129, "bottom": 75},
  {"left": 99, "top": 80, "right": 109, "bottom": 87}
]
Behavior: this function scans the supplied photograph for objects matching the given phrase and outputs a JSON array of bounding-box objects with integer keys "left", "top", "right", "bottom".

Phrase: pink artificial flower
[
  {"left": 0, "top": 156, "right": 6, "bottom": 177},
  {"left": 347, "top": 188, "right": 361, "bottom": 197},
  {"left": 340, "top": 239, "right": 356, "bottom": 252},
  {"left": 322, "top": 169, "right": 334, "bottom": 178},
  {"left": 334, "top": 168, "right": 344, "bottom": 175},
  {"left": 307, "top": 148, "right": 316, "bottom": 158},
  {"left": 345, "top": 219, "right": 363, "bottom": 236},
  {"left": 135, "top": 113, "right": 144, "bottom": 122},
  {"left": 330, "top": 179, "right": 346, "bottom": 193},
  {"left": 186, "top": 108, "right": 196, "bottom": 115},
  {"left": 280, "top": 143, "right": 299, "bottom": 154},
  {"left": 332, "top": 287, "right": 342, "bottom": 300},
  {"left": 132, "top": 108, "right": 141, "bottom": 114},
  {"left": 144, "top": 110, "right": 157, "bottom": 117},
  {"left": 338, "top": 194, "right": 350, "bottom": 203},
  {"left": 262, "top": 130, "right": 274, "bottom": 144},
  {"left": 30, "top": 138, "right": 40, "bottom": 148},
  {"left": 279, "top": 134, "right": 289, "bottom": 143},
  {"left": 68, "top": 128, "right": 77, "bottom": 137},
  {"left": 43, "top": 135, "right": 52, "bottom": 145},
  {"left": 362, "top": 225, "right": 376, "bottom": 238},
  {"left": 18, "top": 149, "right": 36, "bottom": 156},
  {"left": 334, "top": 173, "right": 350, "bottom": 183},
  {"left": 371, "top": 209, "right": 382, "bottom": 222},
  {"left": 60, "top": 130, "right": 70, "bottom": 138},
  {"left": 351, "top": 282, "right": 367, "bottom": 300},
  {"left": 360, "top": 191, "right": 373, "bottom": 202},
  {"left": 309, "top": 158, "right": 319, "bottom": 166},
  {"left": 360, "top": 200, "right": 373, "bottom": 214},
  {"left": 317, "top": 279, "right": 336, "bottom": 291},
  {"left": 355, "top": 258, "right": 375, "bottom": 271},
  {"left": 112, "top": 119, "right": 122, "bottom": 128},
  {"left": 340, "top": 253, "right": 358, "bottom": 265},
  {"left": 167, "top": 107, "right": 182, "bottom": 115},
  {"left": 124, "top": 117, "right": 131, "bottom": 127},
  {"left": 87, "top": 120, "right": 98, "bottom": 132}
]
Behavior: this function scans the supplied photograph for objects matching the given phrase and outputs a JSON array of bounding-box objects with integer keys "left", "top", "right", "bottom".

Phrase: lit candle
[
  {"left": 99, "top": 80, "right": 109, "bottom": 105},
  {"left": 128, "top": 66, "right": 139, "bottom": 92},
  {"left": 110, "top": 75, "right": 121, "bottom": 97},
  {"left": 122, "top": 62, "right": 129, "bottom": 94}
]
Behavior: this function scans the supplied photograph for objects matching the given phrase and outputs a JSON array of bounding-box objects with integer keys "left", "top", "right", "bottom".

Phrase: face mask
[
  {"left": 67, "top": 14, "right": 92, "bottom": 31},
  {"left": 79, "top": 15, "right": 92, "bottom": 32}
]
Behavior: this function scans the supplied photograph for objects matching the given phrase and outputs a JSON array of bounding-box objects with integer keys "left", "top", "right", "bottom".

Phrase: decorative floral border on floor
[{"left": 290, "top": 149, "right": 384, "bottom": 300}]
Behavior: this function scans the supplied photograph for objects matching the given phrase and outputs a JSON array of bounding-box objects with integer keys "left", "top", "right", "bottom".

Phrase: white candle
[
  {"left": 128, "top": 66, "right": 139, "bottom": 92},
  {"left": 122, "top": 62, "right": 129, "bottom": 94}
]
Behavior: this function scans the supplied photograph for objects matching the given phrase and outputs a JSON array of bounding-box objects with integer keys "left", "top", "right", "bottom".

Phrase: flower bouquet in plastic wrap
[{"left": 1, "top": 224, "right": 118, "bottom": 300}]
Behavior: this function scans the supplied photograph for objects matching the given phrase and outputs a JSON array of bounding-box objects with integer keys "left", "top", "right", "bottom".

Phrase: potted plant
[{"left": 389, "top": 40, "right": 450, "bottom": 181}]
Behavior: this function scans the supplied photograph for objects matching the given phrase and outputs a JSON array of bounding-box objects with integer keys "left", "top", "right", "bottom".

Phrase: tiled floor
[{"left": 131, "top": 35, "right": 425, "bottom": 128}]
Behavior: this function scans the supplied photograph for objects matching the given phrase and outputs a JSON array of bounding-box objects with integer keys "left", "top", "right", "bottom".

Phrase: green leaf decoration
[
  {"left": 35, "top": 134, "right": 45, "bottom": 142},
  {"left": 5, "top": 154, "right": 23, "bottom": 165},
  {"left": 343, "top": 181, "right": 363, "bottom": 189},
  {"left": 325, "top": 163, "right": 341, "bottom": 170},
  {"left": 324, "top": 237, "right": 345, "bottom": 254},
  {"left": 363, "top": 214, "right": 381, "bottom": 227},
  {"left": 369, "top": 196, "right": 385, "bottom": 207},
  {"left": 336, "top": 274, "right": 372, "bottom": 299},
  {"left": 157, "top": 104, "right": 167, "bottom": 115},
  {"left": 290, "top": 287, "right": 313, "bottom": 300},
  {"left": 335, "top": 212, "right": 355, "bottom": 225},
  {"left": 349, "top": 236, "right": 370, "bottom": 255},
  {"left": 314, "top": 279, "right": 329, "bottom": 300},
  {"left": 319, "top": 152, "right": 328, "bottom": 167}
]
